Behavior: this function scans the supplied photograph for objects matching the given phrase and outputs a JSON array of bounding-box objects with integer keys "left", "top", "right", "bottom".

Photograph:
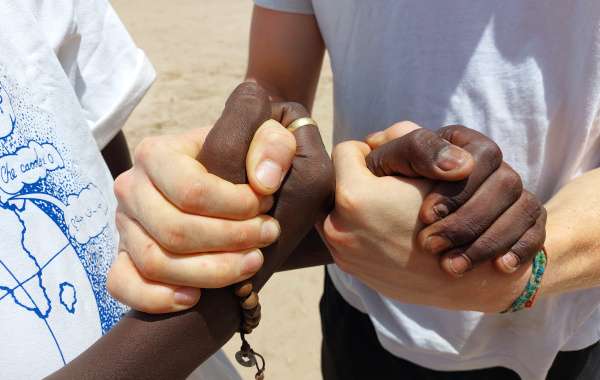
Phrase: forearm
[
  {"left": 445, "top": 167, "right": 600, "bottom": 311},
  {"left": 245, "top": 5, "right": 325, "bottom": 110},
  {"left": 279, "top": 227, "right": 333, "bottom": 271},
  {"left": 538, "top": 168, "right": 600, "bottom": 296},
  {"left": 101, "top": 131, "right": 132, "bottom": 179}
]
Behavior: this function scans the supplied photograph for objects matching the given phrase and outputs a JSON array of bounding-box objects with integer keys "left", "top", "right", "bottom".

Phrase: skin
[
  {"left": 48, "top": 83, "right": 333, "bottom": 379},
  {"left": 101, "top": 130, "right": 132, "bottom": 179}
]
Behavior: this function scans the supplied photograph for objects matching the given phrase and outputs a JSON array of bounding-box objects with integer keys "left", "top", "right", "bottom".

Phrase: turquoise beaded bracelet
[{"left": 501, "top": 249, "right": 547, "bottom": 313}]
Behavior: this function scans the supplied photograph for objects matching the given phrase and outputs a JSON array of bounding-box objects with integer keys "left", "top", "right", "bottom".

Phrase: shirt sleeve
[
  {"left": 58, "top": 0, "right": 156, "bottom": 149},
  {"left": 254, "top": 0, "right": 314, "bottom": 15}
]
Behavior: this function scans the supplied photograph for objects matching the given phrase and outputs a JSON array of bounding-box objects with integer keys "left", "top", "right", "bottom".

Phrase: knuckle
[
  {"left": 325, "top": 228, "right": 350, "bottom": 249},
  {"left": 323, "top": 215, "right": 351, "bottom": 249},
  {"left": 497, "top": 166, "right": 523, "bottom": 200},
  {"left": 232, "top": 224, "right": 252, "bottom": 248},
  {"left": 232, "top": 193, "right": 257, "bottom": 219},
  {"left": 510, "top": 238, "right": 539, "bottom": 259},
  {"left": 431, "top": 182, "right": 470, "bottom": 212},
  {"left": 114, "top": 211, "right": 128, "bottom": 232},
  {"left": 282, "top": 102, "right": 309, "bottom": 121},
  {"left": 106, "top": 266, "right": 121, "bottom": 298},
  {"left": 202, "top": 258, "right": 235, "bottom": 288},
  {"left": 134, "top": 136, "right": 160, "bottom": 164},
  {"left": 471, "top": 236, "right": 502, "bottom": 258},
  {"left": 113, "top": 171, "right": 132, "bottom": 202},
  {"left": 180, "top": 180, "right": 208, "bottom": 212},
  {"left": 335, "top": 184, "right": 363, "bottom": 213},
  {"left": 440, "top": 194, "right": 464, "bottom": 214},
  {"left": 437, "top": 124, "right": 466, "bottom": 141},
  {"left": 213, "top": 260, "right": 237, "bottom": 287},
  {"left": 137, "top": 297, "right": 173, "bottom": 314},
  {"left": 137, "top": 242, "right": 164, "bottom": 280},
  {"left": 404, "top": 129, "right": 425, "bottom": 148},
  {"left": 478, "top": 143, "right": 503, "bottom": 171},
  {"left": 539, "top": 206, "right": 548, "bottom": 224},
  {"left": 239, "top": 192, "right": 261, "bottom": 217},
  {"left": 521, "top": 192, "right": 543, "bottom": 222},
  {"left": 159, "top": 224, "right": 187, "bottom": 251},
  {"left": 262, "top": 128, "right": 296, "bottom": 156},
  {"left": 333, "top": 141, "right": 353, "bottom": 156},
  {"left": 439, "top": 217, "right": 481, "bottom": 246}
]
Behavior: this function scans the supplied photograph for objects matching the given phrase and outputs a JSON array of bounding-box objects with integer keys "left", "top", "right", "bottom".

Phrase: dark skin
[
  {"left": 101, "top": 130, "right": 133, "bottom": 179},
  {"left": 48, "top": 82, "right": 545, "bottom": 379}
]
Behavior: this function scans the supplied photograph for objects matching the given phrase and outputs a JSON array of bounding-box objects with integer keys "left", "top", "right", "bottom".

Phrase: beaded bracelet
[
  {"left": 231, "top": 117, "right": 319, "bottom": 379},
  {"left": 502, "top": 249, "right": 547, "bottom": 313},
  {"left": 233, "top": 280, "right": 265, "bottom": 380}
]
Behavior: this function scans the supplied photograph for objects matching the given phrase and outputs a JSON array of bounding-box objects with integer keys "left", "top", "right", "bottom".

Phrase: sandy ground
[{"left": 111, "top": 1, "right": 334, "bottom": 379}]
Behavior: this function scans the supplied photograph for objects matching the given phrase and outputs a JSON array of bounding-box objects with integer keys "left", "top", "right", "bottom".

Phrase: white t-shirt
[
  {"left": 0, "top": 2, "right": 240, "bottom": 379},
  {"left": 256, "top": 1, "right": 600, "bottom": 379}
]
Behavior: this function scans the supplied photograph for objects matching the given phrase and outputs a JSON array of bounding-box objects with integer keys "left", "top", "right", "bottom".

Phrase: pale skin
[
  {"left": 109, "top": 120, "right": 296, "bottom": 313},
  {"left": 108, "top": 5, "right": 600, "bottom": 314}
]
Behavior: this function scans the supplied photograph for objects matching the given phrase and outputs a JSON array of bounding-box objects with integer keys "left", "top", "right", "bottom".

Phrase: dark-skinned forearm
[
  {"left": 101, "top": 131, "right": 133, "bottom": 179},
  {"left": 279, "top": 227, "right": 333, "bottom": 271}
]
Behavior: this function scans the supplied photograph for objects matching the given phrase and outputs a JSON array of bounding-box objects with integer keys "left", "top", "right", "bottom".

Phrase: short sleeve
[
  {"left": 254, "top": 0, "right": 314, "bottom": 15},
  {"left": 57, "top": 0, "right": 156, "bottom": 149}
]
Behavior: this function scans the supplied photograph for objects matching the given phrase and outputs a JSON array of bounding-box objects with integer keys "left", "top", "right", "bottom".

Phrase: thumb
[
  {"left": 365, "top": 128, "right": 474, "bottom": 181},
  {"left": 246, "top": 119, "right": 296, "bottom": 195}
]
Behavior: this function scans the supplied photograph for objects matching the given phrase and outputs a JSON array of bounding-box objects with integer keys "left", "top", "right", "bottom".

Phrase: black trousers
[{"left": 320, "top": 272, "right": 600, "bottom": 380}]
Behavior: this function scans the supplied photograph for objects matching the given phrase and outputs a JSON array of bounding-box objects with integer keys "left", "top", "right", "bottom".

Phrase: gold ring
[{"left": 286, "top": 117, "right": 318, "bottom": 133}]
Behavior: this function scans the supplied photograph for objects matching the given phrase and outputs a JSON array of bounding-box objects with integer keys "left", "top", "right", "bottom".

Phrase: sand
[{"left": 111, "top": 1, "right": 334, "bottom": 379}]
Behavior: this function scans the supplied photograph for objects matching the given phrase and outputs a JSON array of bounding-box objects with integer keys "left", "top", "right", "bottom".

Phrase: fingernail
[
  {"left": 436, "top": 146, "right": 469, "bottom": 171},
  {"left": 243, "top": 250, "right": 264, "bottom": 275},
  {"left": 448, "top": 254, "right": 472, "bottom": 276},
  {"left": 174, "top": 287, "right": 199, "bottom": 306},
  {"left": 261, "top": 219, "right": 280, "bottom": 244},
  {"left": 500, "top": 252, "right": 520, "bottom": 272},
  {"left": 432, "top": 204, "right": 449, "bottom": 219},
  {"left": 423, "top": 235, "right": 450, "bottom": 254},
  {"left": 255, "top": 159, "right": 283, "bottom": 190}
]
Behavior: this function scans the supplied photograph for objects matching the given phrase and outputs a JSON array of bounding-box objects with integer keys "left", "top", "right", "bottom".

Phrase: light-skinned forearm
[
  {"left": 245, "top": 5, "right": 325, "bottom": 110},
  {"left": 539, "top": 167, "right": 600, "bottom": 296}
]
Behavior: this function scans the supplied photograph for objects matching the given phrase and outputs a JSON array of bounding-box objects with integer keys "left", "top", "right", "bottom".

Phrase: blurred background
[{"left": 111, "top": 1, "right": 334, "bottom": 379}]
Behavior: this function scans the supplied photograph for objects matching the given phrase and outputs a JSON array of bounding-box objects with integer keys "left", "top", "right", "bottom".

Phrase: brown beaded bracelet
[{"left": 233, "top": 280, "right": 265, "bottom": 380}]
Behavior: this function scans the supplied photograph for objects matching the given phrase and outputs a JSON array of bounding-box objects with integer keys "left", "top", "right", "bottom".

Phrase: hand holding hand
[
  {"left": 323, "top": 136, "right": 531, "bottom": 312},
  {"left": 108, "top": 100, "right": 296, "bottom": 313},
  {"left": 366, "top": 122, "right": 546, "bottom": 278}
]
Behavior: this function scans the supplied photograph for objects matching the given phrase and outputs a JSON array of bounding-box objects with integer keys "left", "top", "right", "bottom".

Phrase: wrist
[
  {"left": 537, "top": 217, "right": 576, "bottom": 297},
  {"left": 444, "top": 261, "right": 532, "bottom": 313},
  {"left": 485, "top": 263, "right": 533, "bottom": 313}
]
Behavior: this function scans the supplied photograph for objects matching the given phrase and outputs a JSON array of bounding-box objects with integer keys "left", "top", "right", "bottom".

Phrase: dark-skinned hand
[{"left": 365, "top": 121, "right": 546, "bottom": 278}]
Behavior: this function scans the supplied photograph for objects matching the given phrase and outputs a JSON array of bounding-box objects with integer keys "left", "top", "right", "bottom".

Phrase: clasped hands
[{"left": 108, "top": 83, "right": 546, "bottom": 314}]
